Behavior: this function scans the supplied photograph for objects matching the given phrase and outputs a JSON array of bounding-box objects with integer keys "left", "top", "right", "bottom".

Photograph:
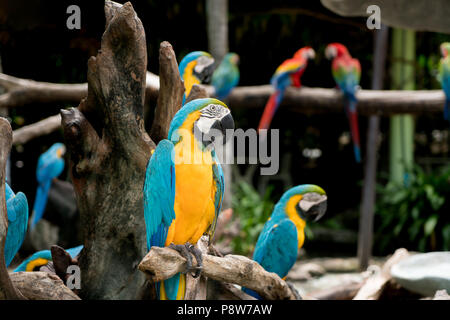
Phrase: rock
[
  {"left": 391, "top": 251, "right": 450, "bottom": 297},
  {"left": 288, "top": 263, "right": 326, "bottom": 281}
]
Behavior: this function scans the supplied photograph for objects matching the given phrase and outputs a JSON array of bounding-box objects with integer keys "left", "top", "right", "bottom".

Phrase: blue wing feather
[
  {"left": 5, "top": 190, "right": 29, "bottom": 267},
  {"left": 208, "top": 152, "right": 224, "bottom": 240},
  {"left": 143, "top": 140, "right": 176, "bottom": 250}
]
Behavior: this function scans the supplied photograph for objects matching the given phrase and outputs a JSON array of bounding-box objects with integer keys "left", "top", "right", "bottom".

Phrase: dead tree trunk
[{"left": 60, "top": 1, "right": 183, "bottom": 299}]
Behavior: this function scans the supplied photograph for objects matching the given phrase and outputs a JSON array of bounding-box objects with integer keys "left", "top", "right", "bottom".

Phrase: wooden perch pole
[
  {"left": 0, "top": 117, "right": 25, "bottom": 300},
  {"left": 138, "top": 246, "right": 297, "bottom": 300}
]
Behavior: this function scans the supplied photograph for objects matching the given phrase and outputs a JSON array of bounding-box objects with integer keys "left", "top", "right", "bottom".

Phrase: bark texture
[
  {"left": 60, "top": 1, "right": 182, "bottom": 299},
  {"left": 138, "top": 246, "right": 298, "bottom": 300}
]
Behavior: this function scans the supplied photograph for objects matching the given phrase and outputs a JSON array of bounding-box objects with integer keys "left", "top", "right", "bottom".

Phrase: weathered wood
[
  {"left": 207, "top": 280, "right": 256, "bottom": 300},
  {"left": 308, "top": 281, "right": 363, "bottom": 300},
  {"left": 138, "top": 246, "right": 298, "bottom": 300},
  {"left": 60, "top": 1, "right": 157, "bottom": 300},
  {"left": 185, "top": 235, "right": 209, "bottom": 300},
  {"left": 10, "top": 272, "right": 80, "bottom": 300},
  {"left": 0, "top": 117, "right": 25, "bottom": 300},
  {"left": 354, "top": 248, "right": 410, "bottom": 300},
  {"left": 149, "top": 41, "right": 184, "bottom": 144}
]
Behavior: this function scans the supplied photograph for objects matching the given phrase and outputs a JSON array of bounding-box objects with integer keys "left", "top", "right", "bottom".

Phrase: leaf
[{"left": 424, "top": 215, "right": 438, "bottom": 236}]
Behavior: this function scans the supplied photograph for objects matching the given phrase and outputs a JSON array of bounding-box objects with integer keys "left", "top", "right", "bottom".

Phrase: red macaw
[
  {"left": 325, "top": 43, "right": 362, "bottom": 163},
  {"left": 257, "top": 47, "right": 315, "bottom": 132}
]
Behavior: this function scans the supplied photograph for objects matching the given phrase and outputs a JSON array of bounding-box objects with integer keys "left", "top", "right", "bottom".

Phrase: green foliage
[
  {"left": 231, "top": 181, "right": 275, "bottom": 256},
  {"left": 375, "top": 165, "right": 450, "bottom": 254}
]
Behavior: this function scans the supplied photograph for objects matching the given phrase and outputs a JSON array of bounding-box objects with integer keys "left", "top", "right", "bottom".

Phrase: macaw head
[
  {"left": 325, "top": 43, "right": 350, "bottom": 60},
  {"left": 440, "top": 42, "right": 450, "bottom": 58},
  {"left": 224, "top": 52, "right": 240, "bottom": 66},
  {"left": 179, "top": 51, "right": 215, "bottom": 83},
  {"left": 293, "top": 46, "right": 315, "bottom": 61},
  {"left": 49, "top": 142, "right": 66, "bottom": 158},
  {"left": 280, "top": 184, "right": 327, "bottom": 223},
  {"left": 168, "top": 98, "right": 235, "bottom": 149}
]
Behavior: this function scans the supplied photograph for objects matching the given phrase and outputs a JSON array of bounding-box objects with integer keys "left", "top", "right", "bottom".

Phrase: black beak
[
  {"left": 208, "top": 113, "right": 234, "bottom": 145},
  {"left": 297, "top": 194, "right": 327, "bottom": 222},
  {"left": 197, "top": 63, "right": 215, "bottom": 84}
]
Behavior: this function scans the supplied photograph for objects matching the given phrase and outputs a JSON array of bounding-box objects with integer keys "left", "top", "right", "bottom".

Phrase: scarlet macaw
[
  {"left": 211, "top": 52, "right": 240, "bottom": 100},
  {"left": 4, "top": 183, "right": 28, "bottom": 267},
  {"left": 14, "top": 245, "right": 83, "bottom": 272},
  {"left": 438, "top": 42, "right": 450, "bottom": 122},
  {"left": 144, "top": 98, "right": 234, "bottom": 300},
  {"left": 325, "top": 43, "right": 362, "bottom": 163},
  {"left": 257, "top": 47, "right": 315, "bottom": 132},
  {"left": 242, "top": 184, "right": 327, "bottom": 299},
  {"left": 30, "top": 143, "right": 66, "bottom": 229},
  {"left": 179, "top": 51, "right": 215, "bottom": 104}
]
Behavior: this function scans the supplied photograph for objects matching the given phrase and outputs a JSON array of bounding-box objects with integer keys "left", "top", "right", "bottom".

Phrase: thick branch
[
  {"left": 138, "top": 246, "right": 297, "bottom": 300},
  {"left": 0, "top": 117, "right": 25, "bottom": 300},
  {"left": 1, "top": 71, "right": 447, "bottom": 116},
  {"left": 149, "top": 41, "right": 184, "bottom": 144},
  {"left": 12, "top": 114, "right": 61, "bottom": 145},
  {"left": 10, "top": 272, "right": 80, "bottom": 300}
]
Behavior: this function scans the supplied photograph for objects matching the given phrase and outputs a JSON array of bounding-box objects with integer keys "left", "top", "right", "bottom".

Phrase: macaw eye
[{"left": 210, "top": 105, "right": 217, "bottom": 111}]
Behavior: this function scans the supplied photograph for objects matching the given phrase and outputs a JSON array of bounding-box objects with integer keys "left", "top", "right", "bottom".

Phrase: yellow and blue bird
[
  {"left": 179, "top": 51, "right": 215, "bottom": 104},
  {"left": 4, "top": 183, "right": 28, "bottom": 267},
  {"left": 144, "top": 98, "right": 234, "bottom": 300},
  {"left": 242, "top": 184, "right": 327, "bottom": 299},
  {"left": 14, "top": 245, "right": 83, "bottom": 272},
  {"left": 211, "top": 53, "right": 240, "bottom": 100},
  {"left": 438, "top": 42, "right": 450, "bottom": 123},
  {"left": 30, "top": 143, "right": 66, "bottom": 230}
]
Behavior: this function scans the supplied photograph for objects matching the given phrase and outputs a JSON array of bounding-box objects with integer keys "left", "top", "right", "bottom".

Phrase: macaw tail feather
[
  {"left": 257, "top": 89, "right": 284, "bottom": 132},
  {"left": 444, "top": 99, "right": 449, "bottom": 122},
  {"left": 30, "top": 180, "right": 52, "bottom": 230},
  {"left": 347, "top": 99, "right": 361, "bottom": 163},
  {"left": 242, "top": 287, "right": 262, "bottom": 300},
  {"left": 159, "top": 272, "right": 186, "bottom": 300}
]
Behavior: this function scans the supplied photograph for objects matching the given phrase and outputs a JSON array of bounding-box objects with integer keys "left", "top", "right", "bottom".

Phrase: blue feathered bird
[
  {"left": 30, "top": 143, "right": 66, "bottom": 230},
  {"left": 4, "top": 183, "right": 29, "bottom": 267},
  {"left": 242, "top": 185, "right": 327, "bottom": 299},
  {"left": 14, "top": 245, "right": 83, "bottom": 272},
  {"left": 211, "top": 53, "right": 240, "bottom": 100}
]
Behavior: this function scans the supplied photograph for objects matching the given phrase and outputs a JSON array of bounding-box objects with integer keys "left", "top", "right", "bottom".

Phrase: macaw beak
[
  {"left": 297, "top": 192, "right": 328, "bottom": 222},
  {"left": 210, "top": 112, "right": 235, "bottom": 145}
]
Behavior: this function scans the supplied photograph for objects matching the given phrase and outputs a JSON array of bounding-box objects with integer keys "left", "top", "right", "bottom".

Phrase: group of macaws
[
  {"left": 4, "top": 42, "right": 449, "bottom": 302},
  {"left": 3, "top": 142, "right": 80, "bottom": 273}
]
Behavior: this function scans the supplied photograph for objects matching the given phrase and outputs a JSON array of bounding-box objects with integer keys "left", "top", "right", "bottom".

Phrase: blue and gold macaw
[
  {"left": 14, "top": 245, "right": 83, "bottom": 272},
  {"left": 4, "top": 183, "right": 28, "bottom": 267},
  {"left": 242, "top": 185, "right": 327, "bottom": 299},
  {"left": 30, "top": 143, "right": 66, "bottom": 230},
  {"left": 211, "top": 53, "right": 240, "bottom": 100},
  {"left": 144, "top": 98, "right": 234, "bottom": 300},
  {"left": 179, "top": 51, "right": 215, "bottom": 104},
  {"left": 439, "top": 42, "right": 450, "bottom": 123}
]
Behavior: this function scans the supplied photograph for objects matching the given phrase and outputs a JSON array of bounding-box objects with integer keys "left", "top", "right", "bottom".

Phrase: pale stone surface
[{"left": 391, "top": 252, "right": 450, "bottom": 297}]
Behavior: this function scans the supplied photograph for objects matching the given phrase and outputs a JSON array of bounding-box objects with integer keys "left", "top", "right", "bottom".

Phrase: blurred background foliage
[{"left": 0, "top": 0, "right": 449, "bottom": 257}]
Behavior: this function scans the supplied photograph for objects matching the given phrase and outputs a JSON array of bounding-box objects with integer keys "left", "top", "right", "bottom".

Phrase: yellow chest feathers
[{"left": 285, "top": 195, "right": 307, "bottom": 249}]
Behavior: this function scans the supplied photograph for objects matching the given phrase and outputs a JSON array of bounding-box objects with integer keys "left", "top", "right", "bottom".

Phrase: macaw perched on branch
[
  {"left": 325, "top": 43, "right": 362, "bottom": 163},
  {"left": 144, "top": 98, "right": 234, "bottom": 300},
  {"left": 179, "top": 51, "right": 215, "bottom": 104},
  {"left": 257, "top": 47, "right": 315, "bottom": 132},
  {"left": 14, "top": 245, "right": 83, "bottom": 272},
  {"left": 30, "top": 143, "right": 66, "bottom": 230},
  {"left": 242, "top": 185, "right": 327, "bottom": 299},
  {"left": 211, "top": 53, "right": 240, "bottom": 100},
  {"left": 4, "top": 183, "right": 28, "bottom": 267},
  {"left": 438, "top": 42, "right": 450, "bottom": 123}
]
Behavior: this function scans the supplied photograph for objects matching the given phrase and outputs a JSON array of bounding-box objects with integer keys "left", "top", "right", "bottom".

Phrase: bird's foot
[{"left": 169, "top": 242, "right": 203, "bottom": 278}]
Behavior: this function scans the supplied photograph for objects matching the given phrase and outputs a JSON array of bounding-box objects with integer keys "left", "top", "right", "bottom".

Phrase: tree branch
[
  {"left": 12, "top": 114, "right": 61, "bottom": 145},
  {"left": 138, "top": 246, "right": 297, "bottom": 300}
]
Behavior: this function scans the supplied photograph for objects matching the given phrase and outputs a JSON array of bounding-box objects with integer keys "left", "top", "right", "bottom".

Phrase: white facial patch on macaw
[
  {"left": 325, "top": 46, "right": 337, "bottom": 59},
  {"left": 307, "top": 49, "right": 316, "bottom": 60},
  {"left": 298, "top": 192, "right": 328, "bottom": 222},
  {"left": 194, "top": 104, "right": 232, "bottom": 148},
  {"left": 194, "top": 56, "right": 215, "bottom": 74}
]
